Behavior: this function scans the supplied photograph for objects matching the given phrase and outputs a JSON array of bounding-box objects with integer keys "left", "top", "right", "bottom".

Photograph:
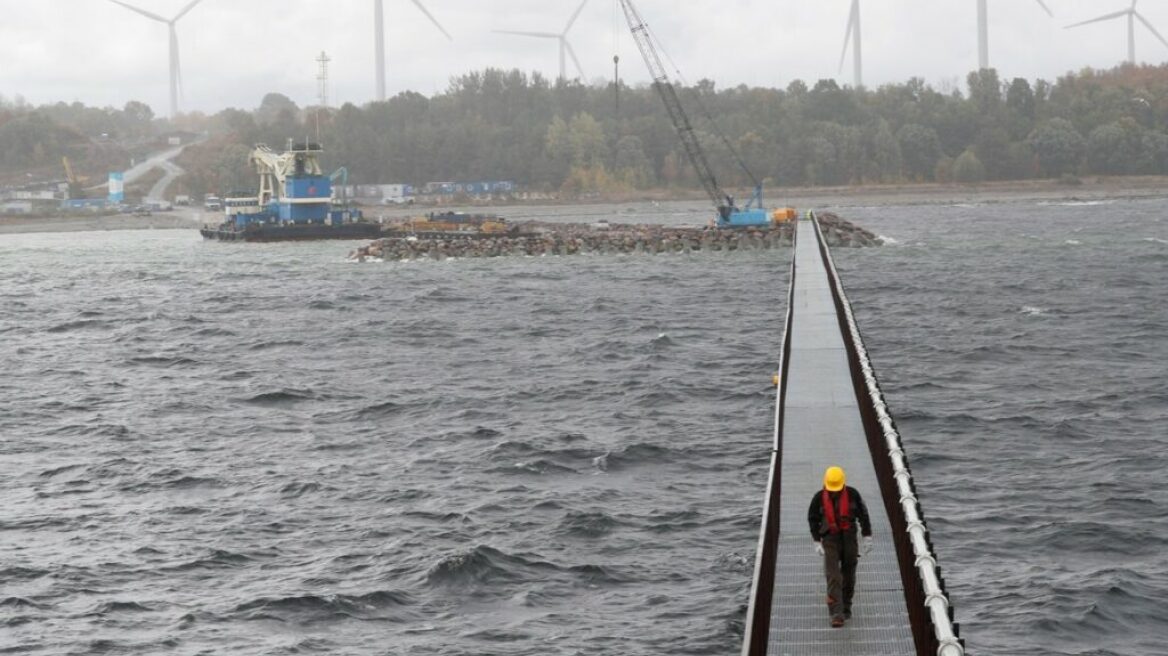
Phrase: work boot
[{"left": 831, "top": 615, "right": 845, "bottom": 628}]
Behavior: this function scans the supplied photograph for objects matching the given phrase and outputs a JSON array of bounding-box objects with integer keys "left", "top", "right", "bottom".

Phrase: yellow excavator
[{"left": 62, "top": 156, "right": 89, "bottom": 199}]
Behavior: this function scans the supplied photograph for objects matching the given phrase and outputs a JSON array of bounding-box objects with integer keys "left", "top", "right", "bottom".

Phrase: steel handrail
[
  {"left": 740, "top": 219, "right": 800, "bottom": 656},
  {"left": 812, "top": 216, "right": 965, "bottom": 656}
]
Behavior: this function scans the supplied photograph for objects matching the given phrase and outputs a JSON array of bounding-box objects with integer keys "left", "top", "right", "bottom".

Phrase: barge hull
[{"left": 201, "top": 223, "right": 382, "bottom": 242}]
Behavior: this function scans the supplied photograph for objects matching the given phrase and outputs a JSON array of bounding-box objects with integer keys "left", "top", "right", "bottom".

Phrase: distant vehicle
[
  {"left": 132, "top": 205, "right": 152, "bottom": 217},
  {"left": 204, "top": 195, "right": 222, "bottom": 211},
  {"left": 174, "top": 194, "right": 191, "bottom": 206}
]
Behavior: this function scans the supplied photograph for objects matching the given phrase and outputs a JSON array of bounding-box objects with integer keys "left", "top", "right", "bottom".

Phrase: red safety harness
[{"left": 822, "top": 488, "right": 852, "bottom": 534}]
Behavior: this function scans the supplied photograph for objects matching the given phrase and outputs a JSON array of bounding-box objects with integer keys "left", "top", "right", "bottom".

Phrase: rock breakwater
[{"left": 348, "top": 212, "right": 880, "bottom": 262}]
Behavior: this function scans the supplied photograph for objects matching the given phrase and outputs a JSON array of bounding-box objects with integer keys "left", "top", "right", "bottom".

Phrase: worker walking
[{"left": 808, "top": 465, "right": 873, "bottom": 627}]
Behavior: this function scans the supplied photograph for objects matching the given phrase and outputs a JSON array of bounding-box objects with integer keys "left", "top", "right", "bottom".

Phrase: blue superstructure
[{"left": 222, "top": 142, "right": 360, "bottom": 228}]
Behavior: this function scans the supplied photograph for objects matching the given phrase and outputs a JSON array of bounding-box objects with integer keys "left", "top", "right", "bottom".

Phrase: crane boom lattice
[{"left": 618, "top": 0, "right": 732, "bottom": 219}]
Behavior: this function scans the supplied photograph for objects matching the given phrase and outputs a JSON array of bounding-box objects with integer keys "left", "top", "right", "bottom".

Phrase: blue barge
[{"left": 200, "top": 142, "right": 381, "bottom": 242}]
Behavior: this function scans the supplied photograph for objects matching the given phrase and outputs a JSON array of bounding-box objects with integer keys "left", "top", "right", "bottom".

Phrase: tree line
[{"left": 5, "top": 63, "right": 1168, "bottom": 197}]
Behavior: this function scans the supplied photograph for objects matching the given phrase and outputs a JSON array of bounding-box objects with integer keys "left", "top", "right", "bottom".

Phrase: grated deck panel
[{"left": 766, "top": 217, "right": 915, "bottom": 655}]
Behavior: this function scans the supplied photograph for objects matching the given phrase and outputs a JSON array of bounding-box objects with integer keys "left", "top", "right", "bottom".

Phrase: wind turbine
[
  {"left": 495, "top": 0, "right": 591, "bottom": 81},
  {"left": 977, "top": 0, "right": 1053, "bottom": 70},
  {"left": 375, "top": 0, "right": 452, "bottom": 101},
  {"left": 1065, "top": 0, "right": 1168, "bottom": 65},
  {"left": 108, "top": 0, "right": 204, "bottom": 118},
  {"left": 838, "top": 0, "right": 862, "bottom": 88}
]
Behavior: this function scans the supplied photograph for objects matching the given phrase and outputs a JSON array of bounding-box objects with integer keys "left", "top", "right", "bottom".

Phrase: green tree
[
  {"left": 967, "top": 69, "right": 1003, "bottom": 116},
  {"left": 256, "top": 93, "right": 299, "bottom": 126},
  {"left": 869, "top": 119, "right": 902, "bottom": 182},
  {"left": 952, "top": 148, "right": 986, "bottom": 183},
  {"left": 1028, "top": 118, "right": 1085, "bottom": 177},
  {"left": 568, "top": 112, "right": 608, "bottom": 167},
  {"left": 896, "top": 123, "right": 942, "bottom": 181},
  {"left": 973, "top": 127, "right": 1011, "bottom": 179},
  {"left": 614, "top": 135, "right": 654, "bottom": 188},
  {"left": 1087, "top": 119, "right": 1143, "bottom": 174}
]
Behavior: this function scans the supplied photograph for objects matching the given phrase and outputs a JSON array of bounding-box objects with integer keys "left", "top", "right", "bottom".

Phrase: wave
[
  {"left": 650, "top": 332, "right": 675, "bottom": 348},
  {"left": 134, "top": 470, "right": 223, "bottom": 491},
  {"left": 246, "top": 339, "right": 305, "bottom": 351},
  {"left": 1, "top": 596, "right": 47, "bottom": 609},
  {"left": 241, "top": 388, "right": 319, "bottom": 406},
  {"left": 413, "top": 286, "right": 473, "bottom": 303},
  {"left": 192, "top": 327, "right": 236, "bottom": 337},
  {"left": 279, "top": 481, "right": 329, "bottom": 497},
  {"left": 566, "top": 563, "right": 632, "bottom": 584},
  {"left": 167, "top": 549, "right": 261, "bottom": 572},
  {"left": 126, "top": 355, "right": 198, "bottom": 367},
  {"left": 444, "top": 426, "right": 503, "bottom": 440},
  {"left": 556, "top": 510, "right": 618, "bottom": 538},
  {"left": 0, "top": 566, "right": 49, "bottom": 582},
  {"left": 592, "top": 442, "right": 676, "bottom": 472},
  {"left": 315, "top": 400, "right": 402, "bottom": 422},
  {"left": 39, "top": 463, "right": 85, "bottom": 478},
  {"left": 644, "top": 508, "right": 706, "bottom": 533},
  {"left": 46, "top": 318, "right": 115, "bottom": 333},
  {"left": 488, "top": 458, "right": 579, "bottom": 476},
  {"left": 48, "top": 423, "right": 130, "bottom": 439},
  {"left": 1037, "top": 199, "right": 1115, "bottom": 207},
  {"left": 231, "top": 590, "right": 416, "bottom": 623},
  {"left": 425, "top": 545, "right": 559, "bottom": 587},
  {"left": 88, "top": 600, "right": 155, "bottom": 614}
]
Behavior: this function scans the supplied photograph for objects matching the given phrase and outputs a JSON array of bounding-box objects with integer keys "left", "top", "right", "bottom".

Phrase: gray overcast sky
[{"left": 3, "top": 0, "right": 1168, "bottom": 115}]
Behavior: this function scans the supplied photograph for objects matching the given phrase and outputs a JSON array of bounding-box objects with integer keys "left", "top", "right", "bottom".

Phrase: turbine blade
[
  {"left": 839, "top": 0, "right": 856, "bottom": 74},
  {"left": 1136, "top": 12, "right": 1168, "bottom": 50},
  {"left": 173, "top": 0, "right": 203, "bottom": 22},
  {"left": 172, "top": 27, "right": 183, "bottom": 106},
  {"left": 564, "top": 40, "right": 585, "bottom": 79},
  {"left": 563, "top": 0, "right": 590, "bottom": 34},
  {"left": 107, "top": 0, "right": 167, "bottom": 23},
  {"left": 410, "top": 0, "right": 452, "bottom": 41},
  {"left": 1065, "top": 10, "right": 1131, "bottom": 29},
  {"left": 493, "top": 30, "right": 559, "bottom": 38},
  {"left": 1034, "top": 0, "right": 1053, "bottom": 18}
]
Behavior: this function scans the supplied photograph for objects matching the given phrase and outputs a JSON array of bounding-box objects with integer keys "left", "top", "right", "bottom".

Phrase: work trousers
[{"left": 822, "top": 531, "right": 859, "bottom": 619}]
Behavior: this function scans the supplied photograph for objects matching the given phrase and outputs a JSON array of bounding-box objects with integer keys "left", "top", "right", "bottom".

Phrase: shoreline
[
  {"left": 3, "top": 176, "right": 1165, "bottom": 235},
  {"left": 0, "top": 212, "right": 205, "bottom": 235}
]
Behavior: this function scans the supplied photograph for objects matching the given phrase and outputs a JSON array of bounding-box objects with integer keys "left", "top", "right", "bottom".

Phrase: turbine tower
[
  {"left": 977, "top": 0, "right": 1053, "bottom": 70},
  {"left": 1066, "top": 0, "right": 1168, "bottom": 65},
  {"left": 495, "top": 0, "right": 591, "bottom": 81},
  {"left": 108, "top": 0, "right": 205, "bottom": 118},
  {"left": 375, "top": 0, "right": 452, "bottom": 101},
  {"left": 838, "top": 0, "right": 862, "bottom": 89}
]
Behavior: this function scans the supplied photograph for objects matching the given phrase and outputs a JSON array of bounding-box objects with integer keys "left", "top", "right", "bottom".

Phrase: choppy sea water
[{"left": 1, "top": 199, "right": 1165, "bottom": 655}]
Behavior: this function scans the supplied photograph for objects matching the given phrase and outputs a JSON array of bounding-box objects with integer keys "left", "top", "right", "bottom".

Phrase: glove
[
  {"left": 862, "top": 536, "right": 873, "bottom": 556},
  {"left": 814, "top": 541, "right": 825, "bottom": 556}
]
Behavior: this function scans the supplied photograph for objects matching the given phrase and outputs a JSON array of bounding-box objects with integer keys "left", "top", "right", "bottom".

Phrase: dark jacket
[{"left": 808, "top": 486, "right": 872, "bottom": 540}]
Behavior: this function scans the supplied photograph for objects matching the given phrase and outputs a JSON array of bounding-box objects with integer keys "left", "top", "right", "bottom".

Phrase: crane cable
[{"left": 642, "top": 20, "right": 760, "bottom": 189}]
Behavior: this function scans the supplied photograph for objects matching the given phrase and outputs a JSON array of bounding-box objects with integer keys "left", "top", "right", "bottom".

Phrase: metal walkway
[{"left": 741, "top": 216, "right": 965, "bottom": 656}]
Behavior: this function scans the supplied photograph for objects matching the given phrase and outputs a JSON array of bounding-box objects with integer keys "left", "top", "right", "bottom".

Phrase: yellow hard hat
[{"left": 823, "top": 466, "right": 846, "bottom": 492}]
